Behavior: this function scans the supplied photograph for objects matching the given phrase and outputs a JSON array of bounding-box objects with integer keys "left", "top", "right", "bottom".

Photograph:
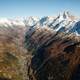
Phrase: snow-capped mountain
[
  {"left": 24, "top": 16, "right": 40, "bottom": 26},
  {"left": 26, "top": 11, "right": 80, "bottom": 36},
  {"left": 0, "top": 11, "right": 80, "bottom": 36}
]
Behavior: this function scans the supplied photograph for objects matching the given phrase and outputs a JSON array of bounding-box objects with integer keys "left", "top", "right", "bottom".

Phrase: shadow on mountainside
[{"left": 28, "top": 39, "right": 80, "bottom": 80}]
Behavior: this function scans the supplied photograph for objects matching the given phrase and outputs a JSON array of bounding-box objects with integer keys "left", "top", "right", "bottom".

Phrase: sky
[{"left": 0, "top": 0, "right": 80, "bottom": 18}]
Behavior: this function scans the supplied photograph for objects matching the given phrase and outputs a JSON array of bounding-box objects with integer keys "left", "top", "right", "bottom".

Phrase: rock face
[{"left": 0, "top": 12, "right": 80, "bottom": 80}]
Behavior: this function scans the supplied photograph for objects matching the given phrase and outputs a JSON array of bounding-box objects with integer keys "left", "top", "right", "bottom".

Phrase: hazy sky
[{"left": 0, "top": 0, "right": 80, "bottom": 18}]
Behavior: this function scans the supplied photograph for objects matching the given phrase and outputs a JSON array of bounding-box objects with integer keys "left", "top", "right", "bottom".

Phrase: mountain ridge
[{"left": 0, "top": 11, "right": 79, "bottom": 36}]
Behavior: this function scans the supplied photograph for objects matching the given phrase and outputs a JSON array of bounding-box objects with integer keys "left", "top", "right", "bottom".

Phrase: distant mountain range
[{"left": 0, "top": 11, "right": 80, "bottom": 36}]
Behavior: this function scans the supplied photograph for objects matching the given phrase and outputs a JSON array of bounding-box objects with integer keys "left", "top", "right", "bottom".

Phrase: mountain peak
[
  {"left": 57, "top": 11, "right": 76, "bottom": 21},
  {"left": 63, "top": 11, "right": 70, "bottom": 19}
]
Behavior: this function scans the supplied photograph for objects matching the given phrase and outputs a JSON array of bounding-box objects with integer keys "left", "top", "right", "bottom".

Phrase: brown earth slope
[{"left": 25, "top": 26, "right": 80, "bottom": 80}]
